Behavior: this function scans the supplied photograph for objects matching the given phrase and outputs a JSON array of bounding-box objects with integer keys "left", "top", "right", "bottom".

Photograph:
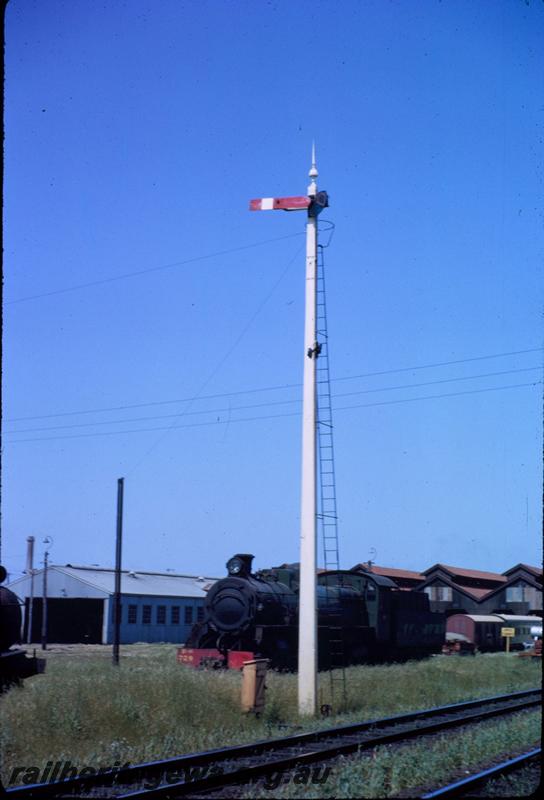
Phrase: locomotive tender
[
  {"left": 0, "top": 566, "right": 45, "bottom": 691},
  {"left": 184, "top": 554, "right": 445, "bottom": 669}
]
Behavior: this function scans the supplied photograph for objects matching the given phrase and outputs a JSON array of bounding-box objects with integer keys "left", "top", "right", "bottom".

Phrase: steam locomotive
[
  {"left": 0, "top": 566, "right": 45, "bottom": 691},
  {"left": 184, "top": 554, "right": 445, "bottom": 669}
]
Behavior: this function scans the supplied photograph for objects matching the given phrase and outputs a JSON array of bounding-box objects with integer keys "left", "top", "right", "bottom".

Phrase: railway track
[
  {"left": 5, "top": 688, "right": 541, "bottom": 799},
  {"left": 420, "top": 747, "right": 541, "bottom": 798}
]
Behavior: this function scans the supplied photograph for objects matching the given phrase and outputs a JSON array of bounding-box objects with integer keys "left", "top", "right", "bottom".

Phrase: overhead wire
[
  {"left": 4, "top": 214, "right": 542, "bottom": 451},
  {"left": 5, "top": 231, "right": 305, "bottom": 305},
  {"left": 123, "top": 240, "right": 306, "bottom": 476},
  {"left": 333, "top": 348, "right": 544, "bottom": 384},
  {"left": 5, "top": 365, "right": 542, "bottom": 435},
  {"left": 336, "top": 380, "right": 542, "bottom": 414},
  {"left": 6, "top": 380, "right": 541, "bottom": 444},
  {"left": 6, "top": 347, "right": 542, "bottom": 423}
]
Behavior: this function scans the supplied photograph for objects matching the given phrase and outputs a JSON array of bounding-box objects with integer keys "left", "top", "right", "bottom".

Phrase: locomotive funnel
[{"left": 226, "top": 554, "right": 254, "bottom": 577}]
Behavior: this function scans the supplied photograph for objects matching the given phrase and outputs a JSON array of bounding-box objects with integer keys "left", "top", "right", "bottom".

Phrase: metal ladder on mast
[{"left": 315, "top": 237, "right": 347, "bottom": 711}]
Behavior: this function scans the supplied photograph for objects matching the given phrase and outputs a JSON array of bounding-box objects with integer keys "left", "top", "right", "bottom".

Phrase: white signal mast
[{"left": 249, "top": 146, "right": 328, "bottom": 715}]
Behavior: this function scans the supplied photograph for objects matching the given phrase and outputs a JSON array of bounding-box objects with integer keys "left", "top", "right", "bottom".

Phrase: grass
[
  {"left": 239, "top": 710, "right": 541, "bottom": 798},
  {"left": 482, "top": 762, "right": 541, "bottom": 797},
  {"left": 0, "top": 645, "right": 541, "bottom": 790}
]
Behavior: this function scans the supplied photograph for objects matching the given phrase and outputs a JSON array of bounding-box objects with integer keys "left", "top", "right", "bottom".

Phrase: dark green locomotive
[{"left": 188, "top": 554, "right": 445, "bottom": 669}]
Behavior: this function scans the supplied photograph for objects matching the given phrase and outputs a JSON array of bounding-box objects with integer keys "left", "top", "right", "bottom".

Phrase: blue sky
[{"left": 3, "top": 0, "right": 542, "bottom": 581}]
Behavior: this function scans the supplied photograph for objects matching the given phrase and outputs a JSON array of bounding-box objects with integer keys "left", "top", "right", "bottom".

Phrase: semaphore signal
[{"left": 249, "top": 145, "right": 328, "bottom": 716}]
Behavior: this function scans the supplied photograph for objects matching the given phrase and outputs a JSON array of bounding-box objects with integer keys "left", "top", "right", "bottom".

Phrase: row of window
[
  {"left": 124, "top": 604, "right": 204, "bottom": 625},
  {"left": 481, "top": 624, "right": 534, "bottom": 636},
  {"left": 424, "top": 585, "right": 541, "bottom": 604}
]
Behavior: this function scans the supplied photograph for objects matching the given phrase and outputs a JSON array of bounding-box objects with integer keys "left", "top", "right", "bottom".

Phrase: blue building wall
[{"left": 108, "top": 594, "right": 206, "bottom": 644}]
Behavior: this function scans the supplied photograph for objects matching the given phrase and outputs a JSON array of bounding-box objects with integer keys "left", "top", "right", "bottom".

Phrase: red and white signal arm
[{"left": 249, "top": 195, "right": 311, "bottom": 212}]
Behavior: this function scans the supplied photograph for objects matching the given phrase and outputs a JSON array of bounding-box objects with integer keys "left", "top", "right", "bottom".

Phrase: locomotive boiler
[
  {"left": 0, "top": 566, "right": 45, "bottom": 691},
  {"left": 183, "top": 554, "right": 445, "bottom": 669}
]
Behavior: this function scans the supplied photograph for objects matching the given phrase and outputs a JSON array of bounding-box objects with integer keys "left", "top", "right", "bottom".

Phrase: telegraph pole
[
  {"left": 112, "top": 477, "right": 124, "bottom": 665},
  {"left": 26, "top": 536, "right": 35, "bottom": 644},
  {"left": 249, "top": 148, "right": 328, "bottom": 715}
]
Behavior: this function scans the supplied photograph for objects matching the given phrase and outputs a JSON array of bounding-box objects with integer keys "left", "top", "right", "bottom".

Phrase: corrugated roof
[
  {"left": 56, "top": 565, "right": 219, "bottom": 598},
  {"left": 423, "top": 563, "right": 507, "bottom": 583},
  {"left": 449, "top": 614, "right": 503, "bottom": 623},
  {"left": 353, "top": 564, "right": 424, "bottom": 581}
]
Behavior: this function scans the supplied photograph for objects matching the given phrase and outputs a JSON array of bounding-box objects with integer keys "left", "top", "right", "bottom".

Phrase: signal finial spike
[{"left": 308, "top": 141, "right": 318, "bottom": 196}]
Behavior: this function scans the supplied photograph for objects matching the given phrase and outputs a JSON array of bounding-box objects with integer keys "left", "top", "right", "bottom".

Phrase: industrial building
[
  {"left": 7, "top": 558, "right": 541, "bottom": 646},
  {"left": 7, "top": 564, "right": 218, "bottom": 645},
  {"left": 418, "top": 564, "right": 508, "bottom": 614},
  {"left": 361, "top": 561, "right": 542, "bottom": 616}
]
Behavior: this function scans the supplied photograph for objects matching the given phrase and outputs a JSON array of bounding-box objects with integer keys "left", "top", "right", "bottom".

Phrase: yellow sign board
[{"left": 501, "top": 627, "right": 515, "bottom": 637}]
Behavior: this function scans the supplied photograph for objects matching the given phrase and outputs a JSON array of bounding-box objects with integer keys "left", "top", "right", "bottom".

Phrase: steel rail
[
  {"left": 5, "top": 688, "right": 541, "bottom": 798},
  {"left": 420, "top": 747, "right": 541, "bottom": 798},
  {"left": 118, "top": 696, "right": 542, "bottom": 798}
]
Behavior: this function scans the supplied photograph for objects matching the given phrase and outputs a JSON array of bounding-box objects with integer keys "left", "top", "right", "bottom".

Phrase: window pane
[
  {"left": 171, "top": 606, "right": 180, "bottom": 625},
  {"left": 157, "top": 606, "right": 166, "bottom": 624},
  {"left": 128, "top": 605, "right": 138, "bottom": 624},
  {"left": 197, "top": 606, "right": 204, "bottom": 622},
  {"left": 184, "top": 606, "right": 193, "bottom": 624},
  {"left": 143, "top": 605, "right": 152, "bottom": 624}
]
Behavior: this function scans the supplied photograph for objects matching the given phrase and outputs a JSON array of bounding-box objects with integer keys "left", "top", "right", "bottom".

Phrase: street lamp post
[{"left": 41, "top": 537, "right": 53, "bottom": 650}]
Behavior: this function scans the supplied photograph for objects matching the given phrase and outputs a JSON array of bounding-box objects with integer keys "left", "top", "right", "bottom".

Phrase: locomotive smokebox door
[{"left": 241, "top": 658, "right": 269, "bottom": 714}]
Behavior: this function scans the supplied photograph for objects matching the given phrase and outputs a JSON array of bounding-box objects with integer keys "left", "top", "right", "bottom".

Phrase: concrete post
[{"left": 298, "top": 146, "right": 319, "bottom": 715}]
